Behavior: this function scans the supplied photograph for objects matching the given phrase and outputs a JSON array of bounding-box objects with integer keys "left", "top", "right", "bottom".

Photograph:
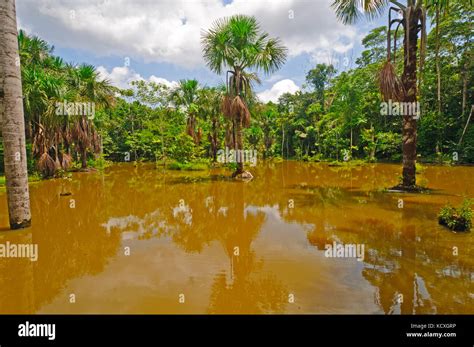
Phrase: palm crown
[
  {"left": 201, "top": 14, "right": 287, "bottom": 176},
  {"left": 202, "top": 14, "right": 287, "bottom": 95}
]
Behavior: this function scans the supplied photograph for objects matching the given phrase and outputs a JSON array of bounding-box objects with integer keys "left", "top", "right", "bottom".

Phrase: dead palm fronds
[
  {"left": 61, "top": 152, "right": 72, "bottom": 170},
  {"left": 222, "top": 94, "right": 233, "bottom": 119},
  {"left": 38, "top": 152, "right": 56, "bottom": 177},
  {"left": 230, "top": 95, "right": 251, "bottom": 128},
  {"left": 379, "top": 61, "right": 405, "bottom": 102}
]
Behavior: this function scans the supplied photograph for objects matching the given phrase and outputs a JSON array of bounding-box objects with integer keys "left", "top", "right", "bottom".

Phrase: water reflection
[{"left": 0, "top": 161, "right": 472, "bottom": 313}]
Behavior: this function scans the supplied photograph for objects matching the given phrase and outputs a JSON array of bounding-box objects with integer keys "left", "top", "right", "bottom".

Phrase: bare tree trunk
[
  {"left": 0, "top": 0, "right": 32, "bottom": 229},
  {"left": 459, "top": 105, "right": 473, "bottom": 145},
  {"left": 234, "top": 119, "right": 244, "bottom": 176},
  {"left": 461, "top": 60, "right": 468, "bottom": 116},
  {"left": 81, "top": 147, "right": 88, "bottom": 169},
  {"left": 435, "top": 5, "right": 441, "bottom": 115},
  {"left": 209, "top": 118, "right": 218, "bottom": 161},
  {"left": 281, "top": 124, "right": 285, "bottom": 159},
  {"left": 401, "top": 7, "right": 420, "bottom": 188},
  {"left": 350, "top": 127, "right": 353, "bottom": 158}
]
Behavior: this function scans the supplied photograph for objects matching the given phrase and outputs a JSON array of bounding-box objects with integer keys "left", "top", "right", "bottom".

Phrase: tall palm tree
[
  {"left": 0, "top": 0, "right": 32, "bottom": 229},
  {"left": 172, "top": 79, "right": 201, "bottom": 144},
  {"left": 202, "top": 15, "right": 288, "bottom": 176},
  {"left": 69, "top": 64, "right": 115, "bottom": 169},
  {"left": 20, "top": 32, "right": 74, "bottom": 176},
  {"left": 332, "top": 0, "right": 429, "bottom": 189}
]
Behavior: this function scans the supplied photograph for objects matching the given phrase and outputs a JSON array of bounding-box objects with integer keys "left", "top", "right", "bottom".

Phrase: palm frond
[{"left": 332, "top": 0, "right": 388, "bottom": 24}]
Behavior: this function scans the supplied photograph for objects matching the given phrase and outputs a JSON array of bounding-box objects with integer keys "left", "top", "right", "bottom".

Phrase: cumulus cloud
[
  {"left": 17, "top": 0, "right": 358, "bottom": 69},
  {"left": 97, "top": 65, "right": 177, "bottom": 90},
  {"left": 258, "top": 79, "right": 300, "bottom": 103}
]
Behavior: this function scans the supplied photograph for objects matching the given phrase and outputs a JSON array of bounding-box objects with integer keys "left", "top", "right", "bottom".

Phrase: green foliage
[
  {"left": 167, "top": 159, "right": 209, "bottom": 171},
  {"left": 8, "top": 7, "right": 473, "bottom": 181},
  {"left": 167, "top": 133, "right": 198, "bottom": 163},
  {"left": 88, "top": 155, "right": 112, "bottom": 171},
  {"left": 438, "top": 199, "right": 473, "bottom": 232}
]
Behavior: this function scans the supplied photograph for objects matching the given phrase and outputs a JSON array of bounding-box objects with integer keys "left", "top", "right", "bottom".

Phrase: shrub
[{"left": 438, "top": 199, "right": 473, "bottom": 232}]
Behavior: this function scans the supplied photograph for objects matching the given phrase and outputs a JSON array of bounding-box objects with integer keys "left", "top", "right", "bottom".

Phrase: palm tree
[
  {"left": 332, "top": 0, "right": 429, "bottom": 189},
  {"left": 0, "top": 0, "right": 32, "bottom": 229},
  {"left": 69, "top": 64, "right": 115, "bottom": 169},
  {"left": 202, "top": 15, "right": 288, "bottom": 177},
  {"left": 172, "top": 79, "right": 201, "bottom": 144},
  {"left": 198, "top": 86, "right": 225, "bottom": 161}
]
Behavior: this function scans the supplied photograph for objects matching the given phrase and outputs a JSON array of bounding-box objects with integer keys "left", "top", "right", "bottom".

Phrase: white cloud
[
  {"left": 97, "top": 65, "right": 177, "bottom": 90},
  {"left": 17, "top": 0, "right": 359, "bottom": 69},
  {"left": 149, "top": 76, "right": 179, "bottom": 89},
  {"left": 258, "top": 79, "right": 300, "bottom": 103}
]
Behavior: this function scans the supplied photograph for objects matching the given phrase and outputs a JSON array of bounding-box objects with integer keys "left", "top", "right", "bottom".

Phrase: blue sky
[{"left": 16, "top": 0, "right": 389, "bottom": 102}]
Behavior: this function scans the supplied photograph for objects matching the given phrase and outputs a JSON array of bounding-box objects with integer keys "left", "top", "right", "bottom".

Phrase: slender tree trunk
[
  {"left": 435, "top": 5, "right": 441, "bottom": 115},
  {"left": 81, "top": 147, "right": 87, "bottom": 169},
  {"left": 131, "top": 112, "right": 137, "bottom": 161},
  {"left": 370, "top": 125, "right": 376, "bottom": 161},
  {"left": 209, "top": 118, "right": 218, "bottom": 162},
  {"left": 235, "top": 119, "right": 243, "bottom": 175},
  {"left": 350, "top": 127, "right": 353, "bottom": 158},
  {"left": 461, "top": 60, "right": 468, "bottom": 116},
  {"left": 400, "top": 7, "right": 420, "bottom": 188},
  {"left": 0, "top": 0, "right": 32, "bottom": 229},
  {"left": 281, "top": 124, "right": 285, "bottom": 159},
  {"left": 459, "top": 105, "right": 473, "bottom": 145}
]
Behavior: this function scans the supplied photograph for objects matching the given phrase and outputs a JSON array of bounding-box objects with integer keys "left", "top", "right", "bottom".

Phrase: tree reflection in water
[{"left": 0, "top": 161, "right": 472, "bottom": 313}]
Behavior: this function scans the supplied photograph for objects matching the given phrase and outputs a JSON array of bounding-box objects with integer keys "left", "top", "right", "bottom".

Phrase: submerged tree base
[
  {"left": 388, "top": 184, "right": 430, "bottom": 193},
  {"left": 10, "top": 219, "right": 32, "bottom": 230},
  {"left": 438, "top": 217, "right": 471, "bottom": 232},
  {"left": 233, "top": 170, "right": 253, "bottom": 181}
]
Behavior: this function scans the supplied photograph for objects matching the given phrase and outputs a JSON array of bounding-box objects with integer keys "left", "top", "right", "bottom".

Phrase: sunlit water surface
[{"left": 0, "top": 161, "right": 472, "bottom": 314}]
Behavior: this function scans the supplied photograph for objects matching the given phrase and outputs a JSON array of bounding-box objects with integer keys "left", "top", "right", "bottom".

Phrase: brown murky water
[{"left": 0, "top": 161, "right": 472, "bottom": 314}]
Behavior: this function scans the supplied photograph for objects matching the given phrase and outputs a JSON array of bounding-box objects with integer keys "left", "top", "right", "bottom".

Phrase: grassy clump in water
[
  {"left": 328, "top": 159, "right": 367, "bottom": 167},
  {"left": 438, "top": 198, "right": 473, "bottom": 232},
  {"left": 167, "top": 160, "right": 208, "bottom": 171},
  {"left": 88, "top": 156, "right": 112, "bottom": 170}
]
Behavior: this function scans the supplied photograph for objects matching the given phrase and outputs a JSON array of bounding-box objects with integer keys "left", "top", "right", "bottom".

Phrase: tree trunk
[
  {"left": 400, "top": 7, "right": 420, "bottom": 188},
  {"left": 370, "top": 125, "right": 376, "bottom": 161},
  {"left": 234, "top": 119, "right": 243, "bottom": 176},
  {"left": 435, "top": 5, "right": 441, "bottom": 115},
  {"left": 459, "top": 105, "right": 473, "bottom": 145},
  {"left": 281, "top": 124, "right": 285, "bottom": 159},
  {"left": 81, "top": 147, "right": 88, "bottom": 169},
  {"left": 209, "top": 118, "right": 218, "bottom": 162},
  {"left": 350, "top": 127, "right": 353, "bottom": 158},
  {"left": 0, "top": 0, "right": 32, "bottom": 229},
  {"left": 461, "top": 60, "right": 468, "bottom": 116}
]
